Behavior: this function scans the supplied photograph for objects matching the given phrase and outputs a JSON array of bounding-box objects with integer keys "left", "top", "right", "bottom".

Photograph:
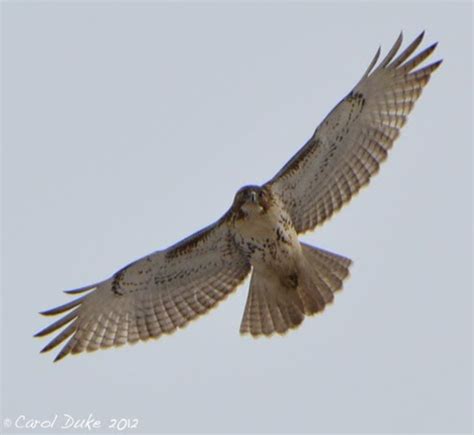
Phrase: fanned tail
[{"left": 240, "top": 243, "right": 352, "bottom": 336}]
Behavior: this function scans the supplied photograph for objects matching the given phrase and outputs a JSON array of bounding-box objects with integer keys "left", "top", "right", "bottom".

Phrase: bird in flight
[{"left": 36, "top": 32, "right": 441, "bottom": 362}]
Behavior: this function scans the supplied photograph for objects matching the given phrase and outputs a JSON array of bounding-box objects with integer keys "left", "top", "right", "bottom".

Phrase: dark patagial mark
[
  {"left": 347, "top": 90, "right": 366, "bottom": 106},
  {"left": 111, "top": 271, "right": 125, "bottom": 296}
]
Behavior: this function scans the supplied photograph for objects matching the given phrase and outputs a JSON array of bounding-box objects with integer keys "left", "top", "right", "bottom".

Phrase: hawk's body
[
  {"left": 231, "top": 186, "right": 299, "bottom": 269},
  {"left": 230, "top": 185, "right": 351, "bottom": 335},
  {"left": 36, "top": 32, "right": 441, "bottom": 361}
]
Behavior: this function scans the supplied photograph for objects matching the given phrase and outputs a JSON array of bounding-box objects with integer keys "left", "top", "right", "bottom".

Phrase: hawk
[{"left": 36, "top": 32, "right": 441, "bottom": 361}]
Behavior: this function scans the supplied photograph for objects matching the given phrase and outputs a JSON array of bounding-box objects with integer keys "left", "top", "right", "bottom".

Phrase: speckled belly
[{"left": 231, "top": 206, "right": 301, "bottom": 271}]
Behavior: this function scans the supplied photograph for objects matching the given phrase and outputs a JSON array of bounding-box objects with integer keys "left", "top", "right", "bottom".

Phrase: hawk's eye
[{"left": 258, "top": 191, "right": 264, "bottom": 198}]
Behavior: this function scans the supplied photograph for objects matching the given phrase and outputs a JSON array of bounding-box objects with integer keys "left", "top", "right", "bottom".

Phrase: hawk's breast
[{"left": 231, "top": 202, "right": 300, "bottom": 268}]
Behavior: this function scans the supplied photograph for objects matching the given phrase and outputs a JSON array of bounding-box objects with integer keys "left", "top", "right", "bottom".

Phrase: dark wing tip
[
  {"left": 64, "top": 285, "right": 97, "bottom": 295},
  {"left": 53, "top": 352, "right": 67, "bottom": 363},
  {"left": 40, "top": 343, "right": 54, "bottom": 353},
  {"left": 361, "top": 46, "right": 381, "bottom": 79},
  {"left": 412, "top": 30, "right": 426, "bottom": 49},
  {"left": 39, "top": 295, "right": 85, "bottom": 316},
  {"left": 378, "top": 32, "right": 404, "bottom": 68},
  {"left": 39, "top": 308, "right": 58, "bottom": 316},
  {"left": 429, "top": 59, "right": 443, "bottom": 71},
  {"left": 427, "top": 41, "right": 439, "bottom": 52},
  {"left": 35, "top": 326, "right": 51, "bottom": 338}
]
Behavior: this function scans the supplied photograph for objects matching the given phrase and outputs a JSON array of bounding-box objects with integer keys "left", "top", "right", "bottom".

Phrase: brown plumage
[{"left": 36, "top": 32, "right": 441, "bottom": 361}]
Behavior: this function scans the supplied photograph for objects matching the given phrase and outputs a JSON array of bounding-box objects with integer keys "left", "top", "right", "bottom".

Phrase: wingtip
[
  {"left": 35, "top": 327, "right": 50, "bottom": 338},
  {"left": 40, "top": 342, "right": 53, "bottom": 353},
  {"left": 53, "top": 354, "right": 64, "bottom": 363},
  {"left": 423, "top": 41, "right": 440, "bottom": 59},
  {"left": 41, "top": 344, "right": 66, "bottom": 361},
  {"left": 394, "top": 31, "right": 403, "bottom": 48},
  {"left": 64, "top": 287, "right": 93, "bottom": 295},
  {"left": 414, "top": 30, "right": 427, "bottom": 48},
  {"left": 53, "top": 349, "right": 70, "bottom": 362},
  {"left": 39, "top": 305, "right": 68, "bottom": 316},
  {"left": 63, "top": 283, "right": 99, "bottom": 295},
  {"left": 431, "top": 59, "right": 444, "bottom": 70},
  {"left": 374, "top": 45, "right": 382, "bottom": 63}
]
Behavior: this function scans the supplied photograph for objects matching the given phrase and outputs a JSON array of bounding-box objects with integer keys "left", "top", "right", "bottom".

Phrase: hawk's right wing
[{"left": 36, "top": 216, "right": 251, "bottom": 362}]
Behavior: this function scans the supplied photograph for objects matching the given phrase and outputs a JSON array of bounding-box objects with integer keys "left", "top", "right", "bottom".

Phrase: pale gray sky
[{"left": 2, "top": 1, "right": 472, "bottom": 434}]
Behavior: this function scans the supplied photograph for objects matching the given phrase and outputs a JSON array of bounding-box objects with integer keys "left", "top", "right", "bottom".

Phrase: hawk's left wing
[
  {"left": 36, "top": 216, "right": 251, "bottom": 362},
  {"left": 267, "top": 32, "right": 442, "bottom": 234}
]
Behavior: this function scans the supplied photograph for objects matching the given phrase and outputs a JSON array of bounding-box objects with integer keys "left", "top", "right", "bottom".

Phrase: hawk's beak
[{"left": 250, "top": 191, "right": 258, "bottom": 203}]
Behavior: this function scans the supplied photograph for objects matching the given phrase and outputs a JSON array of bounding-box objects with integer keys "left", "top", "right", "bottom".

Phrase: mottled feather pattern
[
  {"left": 36, "top": 223, "right": 250, "bottom": 361},
  {"left": 269, "top": 32, "right": 441, "bottom": 233}
]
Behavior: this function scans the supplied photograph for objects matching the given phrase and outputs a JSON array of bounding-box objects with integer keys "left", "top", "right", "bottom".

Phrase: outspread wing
[
  {"left": 36, "top": 216, "right": 250, "bottom": 362},
  {"left": 267, "top": 32, "right": 442, "bottom": 234}
]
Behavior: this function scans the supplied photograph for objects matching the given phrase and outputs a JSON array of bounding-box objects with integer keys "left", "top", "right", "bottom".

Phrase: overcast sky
[{"left": 2, "top": 2, "right": 472, "bottom": 434}]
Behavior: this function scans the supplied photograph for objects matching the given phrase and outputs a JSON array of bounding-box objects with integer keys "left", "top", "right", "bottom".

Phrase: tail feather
[
  {"left": 240, "top": 244, "right": 352, "bottom": 336},
  {"left": 240, "top": 271, "right": 304, "bottom": 336},
  {"left": 303, "top": 244, "right": 352, "bottom": 281}
]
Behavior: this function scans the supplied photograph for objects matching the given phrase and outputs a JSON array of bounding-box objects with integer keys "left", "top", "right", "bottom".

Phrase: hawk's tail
[{"left": 239, "top": 243, "right": 352, "bottom": 336}]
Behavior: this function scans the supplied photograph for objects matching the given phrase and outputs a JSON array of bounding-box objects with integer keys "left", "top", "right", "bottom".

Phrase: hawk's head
[{"left": 232, "top": 185, "right": 273, "bottom": 219}]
